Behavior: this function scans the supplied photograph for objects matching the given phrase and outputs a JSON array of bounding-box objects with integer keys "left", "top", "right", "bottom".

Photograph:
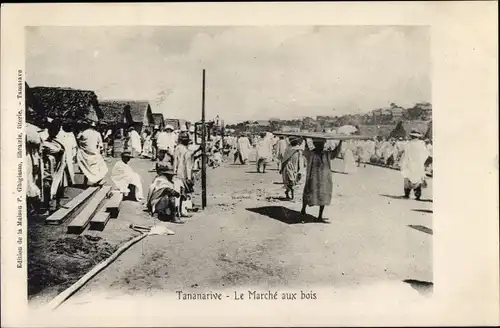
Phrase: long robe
[
  {"left": 256, "top": 136, "right": 274, "bottom": 163},
  {"left": 174, "top": 144, "right": 194, "bottom": 193},
  {"left": 343, "top": 140, "right": 357, "bottom": 174},
  {"left": 141, "top": 135, "right": 153, "bottom": 158},
  {"left": 129, "top": 130, "right": 142, "bottom": 156},
  {"left": 111, "top": 160, "right": 144, "bottom": 200},
  {"left": 56, "top": 129, "right": 77, "bottom": 184},
  {"left": 42, "top": 137, "right": 70, "bottom": 199},
  {"left": 281, "top": 145, "right": 305, "bottom": 191},
  {"left": 237, "top": 137, "right": 252, "bottom": 162},
  {"left": 400, "top": 139, "right": 429, "bottom": 185},
  {"left": 76, "top": 128, "right": 108, "bottom": 184},
  {"left": 276, "top": 139, "right": 288, "bottom": 162},
  {"left": 26, "top": 123, "right": 43, "bottom": 199},
  {"left": 303, "top": 140, "right": 342, "bottom": 206}
]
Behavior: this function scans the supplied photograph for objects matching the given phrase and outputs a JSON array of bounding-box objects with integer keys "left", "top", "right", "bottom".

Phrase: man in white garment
[
  {"left": 156, "top": 124, "right": 177, "bottom": 166},
  {"left": 275, "top": 136, "right": 288, "bottom": 171},
  {"left": 236, "top": 133, "right": 252, "bottom": 164},
  {"left": 400, "top": 130, "right": 430, "bottom": 200},
  {"left": 128, "top": 126, "right": 142, "bottom": 157},
  {"left": 76, "top": 121, "right": 108, "bottom": 186},
  {"left": 256, "top": 132, "right": 274, "bottom": 173},
  {"left": 111, "top": 151, "right": 144, "bottom": 202},
  {"left": 56, "top": 122, "right": 78, "bottom": 185}
]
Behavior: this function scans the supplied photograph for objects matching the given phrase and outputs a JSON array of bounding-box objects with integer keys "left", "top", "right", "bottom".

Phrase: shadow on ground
[
  {"left": 408, "top": 225, "right": 433, "bottom": 235},
  {"left": 380, "top": 194, "right": 433, "bottom": 203},
  {"left": 246, "top": 206, "right": 329, "bottom": 225},
  {"left": 331, "top": 170, "right": 348, "bottom": 175},
  {"left": 403, "top": 279, "right": 433, "bottom": 296},
  {"left": 412, "top": 209, "right": 433, "bottom": 214}
]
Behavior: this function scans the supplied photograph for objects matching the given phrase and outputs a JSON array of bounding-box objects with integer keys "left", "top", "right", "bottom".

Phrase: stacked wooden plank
[
  {"left": 104, "top": 191, "right": 123, "bottom": 218},
  {"left": 45, "top": 187, "right": 99, "bottom": 225},
  {"left": 67, "top": 186, "right": 112, "bottom": 234},
  {"left": 89, "top": 212, "right": 111, "bottom": 231}
]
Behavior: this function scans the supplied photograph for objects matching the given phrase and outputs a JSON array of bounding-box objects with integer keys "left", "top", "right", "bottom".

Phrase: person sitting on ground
[
  {"left": 111, "top": 151, "right": 144, "bottom": 202},
  {"left": 146, "top": 163, "right": 183, "bottom": 224}
]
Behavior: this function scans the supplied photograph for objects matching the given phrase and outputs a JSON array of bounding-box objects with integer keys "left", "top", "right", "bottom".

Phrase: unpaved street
[{"left": 62, "top": 154, "right": 432, "bottom": 306}]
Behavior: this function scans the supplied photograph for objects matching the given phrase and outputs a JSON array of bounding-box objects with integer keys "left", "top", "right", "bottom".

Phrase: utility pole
[{"left": 201, "top": 69, "right": 207, "bottom": 209}]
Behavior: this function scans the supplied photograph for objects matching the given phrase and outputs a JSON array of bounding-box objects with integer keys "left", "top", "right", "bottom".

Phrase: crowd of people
[{"left": 25, "top": 116, "right": 433, "bottom": 224}]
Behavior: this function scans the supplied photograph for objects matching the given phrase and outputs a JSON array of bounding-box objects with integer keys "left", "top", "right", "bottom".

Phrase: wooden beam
[
  {"left": 273, "top": 131, "right": 372, "bottom": 140},
  {"left": 201, "top": 69, "right": 207, "bottom": 209},
  {"left": 67, "top": 186, "right": 112, "bottom": 234},
  {"left": 89, "top": 212, "right": 111, "bottom": 231},
  {"left": 105, "top": 191, "right": 123, "bottom": 218},
  {"left": 45, "top": 187, "right": 99, "bottom": 225}
]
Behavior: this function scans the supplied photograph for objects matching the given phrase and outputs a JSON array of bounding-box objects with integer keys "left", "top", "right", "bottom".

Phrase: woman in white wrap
[
  {"left": 128, "top": 126, "right": 142, "bottom": 157},
  {"left": 342, "top": 140, "right": 358, "bottom": 174},
  {"left": 76, "top": 122, "right": 108, "bottom": 186},
  {"left": 400, "top": 130, "right": 429, "bottom": 200},
  {"left": 236, "top": 134, "right": 252, "bottom": 164},
  {"left": 256, "top": 132, "right": 274, "bottom": 173},
  {"left": 111, "top": 151, "right": 144, "bottom": 201}
]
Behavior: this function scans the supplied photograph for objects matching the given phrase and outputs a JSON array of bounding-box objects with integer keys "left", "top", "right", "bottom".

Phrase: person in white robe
[
  {"left": 280, "top": 137, "right": 305, "bottom": 200},
  {"left": 156, "top": 124, "right": 177, "bottom": 166},
  {"left": 256, "top": 132, "right": 274, "bottom": 173},
  {"left": 235, "top": 134, "right": 252, "bottom": 164},
  {"left": 275, "top": 136, "right": 288, "bottom": 171},
  {"left": 76, "top": 122, "right": 108, "bottom": 186},
  {"left": 342, "top": 140, "right": 358, "bottom": 174},
  {"left": 111, "top": 151, "right": 144, "bottom": 201},
  {"left": 42, "top": 120, "right": 71, "bottom": 213},
  {"left": 128, "top": 126, "right": 142, "bottom": 157},
  {"left": 56, "top": 123, "right": 78, "bottom": 185},
  {"left": 174, "top": 132, "right": 202, "bottom": 217},
  {"left": 400, "top": 130, "right": 429, "bottom": 200},
  {"left": 141, "top": 129, "right": 154, "bottom": 159}
]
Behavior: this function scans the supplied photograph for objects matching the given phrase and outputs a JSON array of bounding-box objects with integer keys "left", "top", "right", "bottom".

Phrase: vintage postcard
[{"left": 1, "top": 2, "right": 498, "bottom": 327}]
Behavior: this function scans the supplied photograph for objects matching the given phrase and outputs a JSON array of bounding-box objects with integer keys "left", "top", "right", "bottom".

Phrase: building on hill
[
  {"left": 31, "top": 86, "right": 102, "bottom": 124},
  {"left": 390, "top": 106, "right": 404, "bottom": 122},
  {"left": 281, "top": 125, "right": 301, "bottom": 132}
]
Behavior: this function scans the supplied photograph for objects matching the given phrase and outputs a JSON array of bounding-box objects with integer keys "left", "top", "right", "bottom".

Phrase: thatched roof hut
[
  {"left": 403, "top": 120, "right": 430, "bottom": 135},
  {"left": 124, "top": 101, "right": 153, "bottom": 125},
  {"left": 30, "top": 86, "right": 102, "bottom": 122},
  {"left": 25, "top": 82, "right": 46, "bottom": 125},
  {"left": 100, "top": 100, "right": 128, "bottom": 127},
  {"left": 152, "top": 113, "right": 165, "bottom": 129}
]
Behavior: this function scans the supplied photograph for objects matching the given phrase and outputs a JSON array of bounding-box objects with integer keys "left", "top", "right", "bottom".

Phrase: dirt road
[{"left": 61, "top": 154, "right": 432, "bottom": 306}]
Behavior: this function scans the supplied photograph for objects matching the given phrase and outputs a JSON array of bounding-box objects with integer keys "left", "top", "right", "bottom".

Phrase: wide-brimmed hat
[
  {"left": 157, "top": 164, "right": 175, "bottom": 175},
  {"left": 122, "top": 150, "right": 133, "bottom": 158},
  {"left": 409, "top": 129, "right": 423, "bottom": 138},
  {"left": 165, "top": 124, "right": 174, "bottom": 131},
  {"left": 178, "top": 131, "right": 190, "bottom": 142},
  {"left": 289, "top": 136, "right": 302, "bottom": 144}
]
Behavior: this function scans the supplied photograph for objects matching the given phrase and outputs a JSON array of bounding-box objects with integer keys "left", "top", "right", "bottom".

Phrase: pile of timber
[{"left": 45, "top": 182, "right": 124, "bottom": 234}]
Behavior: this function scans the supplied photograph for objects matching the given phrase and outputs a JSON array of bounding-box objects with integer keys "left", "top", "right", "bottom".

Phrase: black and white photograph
[
  {"left": 24, "top": 25, "right": 433, "bottom": 307},
  {"left": 1, "top": 3, "right": 498, "bottom": 326}
]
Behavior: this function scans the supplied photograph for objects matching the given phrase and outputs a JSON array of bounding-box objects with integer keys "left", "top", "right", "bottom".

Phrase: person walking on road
[
  {"left": 275, "top": 136, "right": 288, "bottom": 171},
  {"left": 256, "top": 132, "right": 273, "bottom": 173},
  {"left": 301, "top": 138, "right": 343, "bottom": 221},
  {"left": 400, "top": 129, "right": 429, "bottom": 200},
  {"left": 280, "top": 136, "right": 305, "bottom": 200}
]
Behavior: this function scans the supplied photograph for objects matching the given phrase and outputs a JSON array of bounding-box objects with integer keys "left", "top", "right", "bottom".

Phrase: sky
[{"left": 26, "top": 26, "right": 430, "bottom": 124}]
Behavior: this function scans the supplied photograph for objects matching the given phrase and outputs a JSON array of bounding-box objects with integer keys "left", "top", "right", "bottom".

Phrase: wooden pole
[{"left": 201, "top": 69, "right": 207, "bottom": 209}]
